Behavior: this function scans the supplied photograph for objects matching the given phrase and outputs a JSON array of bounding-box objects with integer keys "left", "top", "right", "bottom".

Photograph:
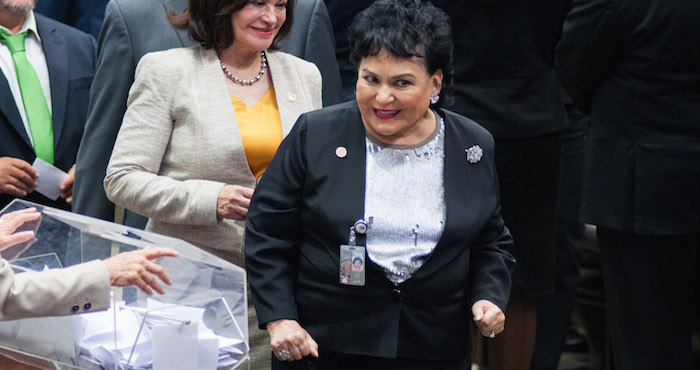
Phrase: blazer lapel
[
  {"left": 195, "top": 46, "right": 257, "bottom": 184},
  {"left": 267, "top": 51, "right": 309, "bottom": 136},
  {"left": 410, "top": 112, "right": 484, "bottom": 279},
  {"left": 0, "top": 73, "right": 31, "bottom": 147},
  {"left": 163, "top": 0, "right": 196, "bottom": 47},
  {"left": 36, "top": 17, "right": 66, "bottom": 150}
]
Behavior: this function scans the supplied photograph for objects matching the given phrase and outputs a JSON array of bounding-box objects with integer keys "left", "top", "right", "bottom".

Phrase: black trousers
[
  {"left": 531, "top": 114, "right": 588, "bottom": 370},
  {"left": 597, "top": 227, "right": 700, "bottom": 370},
  {"left": 271, "top": 352, "right": 471, "bottom": 370},
  {"left": 497, "top": 132, "right": 564, "bottom": 299}
]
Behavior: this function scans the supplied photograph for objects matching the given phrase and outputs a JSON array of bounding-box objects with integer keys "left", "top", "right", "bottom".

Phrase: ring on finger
[
  {"left": 279, "top": 349, "right": 291, "bottom": 361},
  {"left": 489, "top": 330, "right": 496, "bottom": 338}
]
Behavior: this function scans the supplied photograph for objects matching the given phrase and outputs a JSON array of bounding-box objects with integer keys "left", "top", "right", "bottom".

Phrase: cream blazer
[
  {"left": 104, "top": 46, "right": 323, "bottom": 267},
  {"left": 0, "top": 259, "right": 110, "bottom": 320}
]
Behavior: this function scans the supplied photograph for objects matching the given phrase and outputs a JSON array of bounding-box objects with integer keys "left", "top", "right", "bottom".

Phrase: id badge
[{"left": 340, "top": 244, "right": 365, "bottom": 286}]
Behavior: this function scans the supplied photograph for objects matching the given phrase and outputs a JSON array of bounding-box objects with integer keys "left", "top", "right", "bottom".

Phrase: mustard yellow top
[{"left": 230, "top": 87, "right": 283, "bottom": 179}]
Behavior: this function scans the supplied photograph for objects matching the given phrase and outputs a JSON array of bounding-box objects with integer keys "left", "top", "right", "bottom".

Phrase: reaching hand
[
  {"left": 103, "top": 248, "right": 179, "bottom": 295},
  {"left": 216, "top": 184, "right": 254, "bottom": 221},
  {"left": 0, "top": 208, "right": 40, "bottom": 251},
  {"left": 472, "top": 299, "right": 506, "bottom": 338}
]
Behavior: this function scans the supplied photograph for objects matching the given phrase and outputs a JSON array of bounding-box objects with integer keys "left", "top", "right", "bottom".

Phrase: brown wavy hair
[{"left": 168, "top": 0, "right": 295, "bottom": 50}]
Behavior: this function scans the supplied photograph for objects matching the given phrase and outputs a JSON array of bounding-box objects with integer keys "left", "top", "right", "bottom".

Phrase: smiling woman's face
[
  {"left": 231, "top": 0, "right": 287, "bottom": 54},
  {"left": 355, "top": 49, "right": 442, "bottom": 146}
]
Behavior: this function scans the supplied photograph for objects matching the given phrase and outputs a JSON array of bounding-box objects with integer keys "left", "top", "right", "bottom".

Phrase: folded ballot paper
[
  {"left": 73, "top": 299, "right": 247, "bottom": 369},
  {"left": 0, "top": 200, "right": 249, "bottom": 370}
]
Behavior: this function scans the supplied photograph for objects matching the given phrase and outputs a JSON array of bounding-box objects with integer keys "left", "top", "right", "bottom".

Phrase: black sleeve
[
  {"left": 555, "top": 0, "right": 622, "bottom": 112},
  {"left": 245, "top": 114, "right": 309, "bottom": 328}
]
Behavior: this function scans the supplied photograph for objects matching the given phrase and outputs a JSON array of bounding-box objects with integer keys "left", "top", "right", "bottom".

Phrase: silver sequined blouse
[{"left": 364, "top": 115, "right": 446, "bottom": 284}]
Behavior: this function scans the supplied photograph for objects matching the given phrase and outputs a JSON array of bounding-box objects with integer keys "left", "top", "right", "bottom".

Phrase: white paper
[
  {"left": 198, "top": 338, "right": 219, "bottom": 370},
  {"left": 72, "top": 299, "right": 246, "bottom": 369},
  {"left": 31, "top": 157, "right": 68, "bottom": 200},
  {"left": 152, "top": 323, "right": 199, "bottom": 370}
]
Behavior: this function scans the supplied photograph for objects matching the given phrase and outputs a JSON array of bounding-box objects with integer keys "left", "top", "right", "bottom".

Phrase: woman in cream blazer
[{"left": 104, "top": 1, "right": 322, "bottom": 268}]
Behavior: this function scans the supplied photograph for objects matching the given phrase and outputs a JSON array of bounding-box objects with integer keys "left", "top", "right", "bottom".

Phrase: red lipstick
[{"left": 374, "top": 109, "right": 399, "bottom": 119}]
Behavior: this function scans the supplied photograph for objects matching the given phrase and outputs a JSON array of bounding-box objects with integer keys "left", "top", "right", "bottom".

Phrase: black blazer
[
  {"left": 556, "top": 0, "right": 700, "bottom": 234},
  {"left": 0, "top": 14, "right": 95, "bottom": 210},
  {"left": 245, "top": 101, "right": 515, "bottom": 360},
  {"left": 433, "top": 0, "right": 570, "bottom": 139}
]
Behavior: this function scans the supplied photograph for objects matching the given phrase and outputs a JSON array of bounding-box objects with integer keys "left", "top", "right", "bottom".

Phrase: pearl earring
[{"left": 430, "top": 92, "right": 440, "bottom": 105}]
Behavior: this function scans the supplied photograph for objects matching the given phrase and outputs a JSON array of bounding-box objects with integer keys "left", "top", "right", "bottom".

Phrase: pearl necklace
[{"left": 220, "top": 51, "right": 267, "bottom": 86}]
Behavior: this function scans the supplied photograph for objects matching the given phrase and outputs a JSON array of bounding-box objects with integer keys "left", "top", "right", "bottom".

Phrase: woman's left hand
[
  {"left": 216, "top": 185, "right": 254, "bottom": 221},
  {"left": 0, "top": 208, "right": 40, "bottom": 251},
  {"left": 472, "top": 299, "right": 505, "bottom": 338},
  {"left": 267, "top": 319, "right": 319, "bottom": 361}
]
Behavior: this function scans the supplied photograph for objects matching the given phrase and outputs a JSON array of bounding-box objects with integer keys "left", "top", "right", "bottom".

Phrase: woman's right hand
[
  {"left": 267, "top": 319, "right": 319, "bottom": 361},
  {"left": 216, "top": 185, "right": 254, "bottom": 221}
]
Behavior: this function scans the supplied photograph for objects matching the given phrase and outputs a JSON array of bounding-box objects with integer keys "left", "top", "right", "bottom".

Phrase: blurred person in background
[{"left": 557, "top": 0, "right": 700, "bottom": 368}]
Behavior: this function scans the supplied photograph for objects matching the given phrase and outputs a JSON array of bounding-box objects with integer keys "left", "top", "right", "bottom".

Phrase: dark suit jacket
[
  {"left": 72, "top": 0, "right": 342, "bottom": 226},
  {"left": 245, "top": 101, "right": 515, "bottom": 359},
  {"left": 34, "top": 0, "right": 109, "bottom": 39},
  {"left": 0, "top": 14, "right": 95, "bottom": 210},
  {"left": 556, "top": 0, "right": 700, "bottom": 234},
  {"left": 280, "top": 0, "right": 343, "bottom": 106},
  {"left": 432, "top": 0, "right": 570, "bottom": 139},
  {"left": 326, "top": 0, "right": 570, "bottom": 139}
]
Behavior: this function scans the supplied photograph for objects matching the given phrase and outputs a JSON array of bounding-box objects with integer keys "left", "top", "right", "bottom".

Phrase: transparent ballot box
[{"left": 0, "top": 200, "right": 248, "bottom": 369}]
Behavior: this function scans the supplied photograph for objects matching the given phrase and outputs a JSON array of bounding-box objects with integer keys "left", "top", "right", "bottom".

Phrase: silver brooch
[{"left": 465, "top": 145, "right": 483, "bottom": 163}]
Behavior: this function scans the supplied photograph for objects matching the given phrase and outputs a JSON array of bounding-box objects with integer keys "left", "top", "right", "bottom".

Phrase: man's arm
[
  {"left": 555, "top": 0, "right": 622, "bottom": 112},
  {"left": 282, "top": 0, "right": 344, "bottom": 106},
  {"left": 72, "top": 0, "right": 136, "bottom": 222}
]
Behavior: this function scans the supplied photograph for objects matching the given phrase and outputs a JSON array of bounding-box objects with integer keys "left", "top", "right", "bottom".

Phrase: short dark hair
[
  {"left": 168, "top": 0, "right": 295, "bottom": 50},
  {"left": 347, "top": 0, "right": 454, "bottom": 105}
]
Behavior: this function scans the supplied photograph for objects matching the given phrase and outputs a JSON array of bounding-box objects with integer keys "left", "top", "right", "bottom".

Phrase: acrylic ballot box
[{"left": 0, "top": 200, "right": 248, "bottom": 370}]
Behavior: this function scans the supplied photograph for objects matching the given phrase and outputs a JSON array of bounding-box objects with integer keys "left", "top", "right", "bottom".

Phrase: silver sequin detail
[{"left": 364, "top": 118, "right": 446, "bottom": 284}]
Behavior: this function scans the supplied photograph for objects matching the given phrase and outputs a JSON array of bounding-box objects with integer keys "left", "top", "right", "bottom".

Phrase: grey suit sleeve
[
  {"left": 283, "top": 0, "right": 344, "bottom": 106},
  {"left": 104, "top": 53, "right": 225, "bottom": 227},
  {"left": 555, "top": 0, "right": 621, "bottom": 112},
  {"left": 72, "top": 0, "right": 136, "bottom": 222},
  {"left": 0, "top": 259, "right": 110, "bottom": 320},
  {"left": 305, "top": 0, "right": 344, "bottom": 106}
]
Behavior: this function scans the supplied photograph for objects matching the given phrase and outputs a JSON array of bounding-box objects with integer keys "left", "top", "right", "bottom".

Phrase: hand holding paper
[
  {"left": 59, "top": 165, "right": 76, "bottom": 204},
  {"left": 31, "top": 158, "right": 67, "bottom": 201},
  {"left": 0, "top": 157, "right": 37, "bottom": 197}
]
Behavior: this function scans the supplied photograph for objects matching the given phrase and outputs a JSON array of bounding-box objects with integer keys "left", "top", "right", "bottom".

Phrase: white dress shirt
[{"left": 0, "top": 11, "right": 52, "bottom": 147}]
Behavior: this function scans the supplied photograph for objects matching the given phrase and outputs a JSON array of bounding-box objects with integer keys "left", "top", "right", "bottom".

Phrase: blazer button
[
  {"left": 391, "top": 288, "right": 403, "bottom": 302},
  {"left": 71, "top": 305, "right": 80, "bottom": 312},
  {"left": 84, "top": 303, "right": 92, "bottom": 310},
  {"left": 286, "top": 92, "right": 297, "bottom": 102}
]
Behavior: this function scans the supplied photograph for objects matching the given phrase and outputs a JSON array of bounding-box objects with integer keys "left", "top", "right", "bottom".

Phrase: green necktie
[{"left": 0, "top": 30, "right": 54, "bottom": 164}]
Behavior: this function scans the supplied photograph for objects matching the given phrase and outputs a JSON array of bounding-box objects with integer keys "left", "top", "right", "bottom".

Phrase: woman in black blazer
[{"left": 245, "top": 1, "right": 515, "bottom": 368}]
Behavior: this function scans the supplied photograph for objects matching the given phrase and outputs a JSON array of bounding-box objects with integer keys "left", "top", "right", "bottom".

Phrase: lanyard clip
[{"left": 348, "top": 218, "right": 372, "bottom": 246}]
